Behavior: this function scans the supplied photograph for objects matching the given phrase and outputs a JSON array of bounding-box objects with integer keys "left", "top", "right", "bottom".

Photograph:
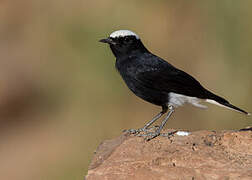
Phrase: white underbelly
[{"left": 168, "top": 92, "right": 207, "bottom": 108}]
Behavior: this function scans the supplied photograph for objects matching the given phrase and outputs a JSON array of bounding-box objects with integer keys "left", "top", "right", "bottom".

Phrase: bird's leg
[
  {"left": 124, "top": 105, "right": 168, "bottom": 134},
  {"left": 138, "top": 105, "right": 175, "bottom": 141}
]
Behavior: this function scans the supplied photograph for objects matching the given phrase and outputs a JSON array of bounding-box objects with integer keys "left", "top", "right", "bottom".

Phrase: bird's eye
[{"left": 125, "top": 37, "right": 130, "bottom": 42}]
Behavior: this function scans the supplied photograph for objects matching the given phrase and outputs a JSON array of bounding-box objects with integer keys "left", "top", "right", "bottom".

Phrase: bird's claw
[
  {"left": 136, "top": 131, "right": 160, "bottom": 141},
  {"left": 124, "top": 126, "right": 177, "bottom": 141},
  {"left": 123, "top": 128, "right": 142, "bottom": 134},
  {"left": 123, "top": 128, "right": 148, "bottom": 134},
  {"left": 123, "top": 126, "right": 159, "bottom": 135},
  {"left": 136, "top": 130, "right": 178, "bottom": 141},
  {"left": 145, "top": 132, "right": 160, "bottom": 141}
]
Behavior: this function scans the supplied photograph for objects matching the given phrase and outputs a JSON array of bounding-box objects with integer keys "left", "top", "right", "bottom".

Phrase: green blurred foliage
[{"left": 0, "top": 0, "right": 251, "bottom": 179}]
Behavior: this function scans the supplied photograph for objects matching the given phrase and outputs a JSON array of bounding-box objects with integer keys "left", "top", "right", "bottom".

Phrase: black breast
[{"left": 115, "top": 56, "right": 169, "bottom": 106}]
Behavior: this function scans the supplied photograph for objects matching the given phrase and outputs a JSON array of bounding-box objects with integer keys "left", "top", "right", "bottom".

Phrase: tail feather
[
  {"left": 205, "top": 91, "right": 250, "bottom": 115},
  {"left": 221, "top": 102, "right": 250, "bottom": 115}
]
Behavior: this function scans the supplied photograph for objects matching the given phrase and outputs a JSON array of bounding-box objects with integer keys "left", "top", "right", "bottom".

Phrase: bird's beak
[{"left": 99, "top": 38, "right": 116, "bottom": 45}]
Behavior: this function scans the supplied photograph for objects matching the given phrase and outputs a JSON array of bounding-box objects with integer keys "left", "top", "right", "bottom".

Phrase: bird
[{"left": 99, "top": 30, "right": 250, "bottom": 141}]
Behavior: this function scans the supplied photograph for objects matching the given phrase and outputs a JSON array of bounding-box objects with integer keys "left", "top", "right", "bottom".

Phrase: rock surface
[{"left": 86, "top": 128, "right": 252, "bottom": 180}]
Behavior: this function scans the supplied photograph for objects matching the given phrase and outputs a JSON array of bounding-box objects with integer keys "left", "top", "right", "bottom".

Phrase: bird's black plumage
[{"left": 99, "top": 30, "right": 249, "bottom": 140}]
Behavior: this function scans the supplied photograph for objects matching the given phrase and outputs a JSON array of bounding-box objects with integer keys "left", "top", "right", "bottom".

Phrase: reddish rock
[{"left": 86, "top": 128, "right": 252, "bottom": 180}]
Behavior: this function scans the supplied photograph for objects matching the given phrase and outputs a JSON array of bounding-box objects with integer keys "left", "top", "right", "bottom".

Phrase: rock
[{"left": 86, "top": 128, "right": 252, "bottom": 180}]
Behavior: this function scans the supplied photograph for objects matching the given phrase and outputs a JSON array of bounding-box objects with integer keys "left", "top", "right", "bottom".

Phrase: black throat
[{"left": 109, "top": 39, "right": 149, "bottom": 58}]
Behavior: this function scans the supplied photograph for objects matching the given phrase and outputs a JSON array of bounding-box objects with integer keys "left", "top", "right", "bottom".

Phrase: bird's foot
[
  {"left": 123, "top": 126, "right": 159, "bottom": 135},
  {"left": 123, "top": 128, "right": 143, "bottom": 134},
  {"left": 137, "top": 131, "right": 160, "bottom": 141},
  {"left": 137, "top": 130, "right": 178, "bottom": 141},
  {"left": 159, "top": 130, "right": 178, "bottom": 137}
]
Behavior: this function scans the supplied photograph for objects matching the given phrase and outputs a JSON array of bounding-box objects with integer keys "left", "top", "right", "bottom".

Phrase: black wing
[
  {"left": 135, "top": 54, "right": 209, "bottom": 99},
  {"left": 134, "top": 54, "right": 249, "bottom": 115}
]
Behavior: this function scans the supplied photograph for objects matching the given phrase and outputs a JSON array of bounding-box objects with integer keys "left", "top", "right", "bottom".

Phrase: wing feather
[{"left": 135, "top": 55, "right": 208, "bottom": 99}]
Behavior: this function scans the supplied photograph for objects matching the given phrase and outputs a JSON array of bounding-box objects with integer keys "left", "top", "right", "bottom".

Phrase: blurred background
[{"left": 0, "top": 0, "right": 251, "bottom": 179}]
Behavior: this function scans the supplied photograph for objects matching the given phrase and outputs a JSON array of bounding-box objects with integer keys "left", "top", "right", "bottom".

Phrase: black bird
[{"left": 99, "top": 30, "right": 250, "bottom": 140}]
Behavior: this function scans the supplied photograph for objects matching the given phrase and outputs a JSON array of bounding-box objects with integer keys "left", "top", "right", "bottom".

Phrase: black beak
[{"left": 99, "top": 38, "right": 115, "bottom": 45}]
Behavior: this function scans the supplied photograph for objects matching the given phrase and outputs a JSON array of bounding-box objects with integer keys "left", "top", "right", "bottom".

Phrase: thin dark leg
[
  {"left": 124, "top": 105, "right": 168, "bottom": 134},
  {"left": 138, "top": 105, "right": 175, "bottom": 141},
  {"left": 142, "top": 105, "right": 168, "bottom": 130},
  {"left": 155, "top": 105, "right": 174, "bottom": 134}
]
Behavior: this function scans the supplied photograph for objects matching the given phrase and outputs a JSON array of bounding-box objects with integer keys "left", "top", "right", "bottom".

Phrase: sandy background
[{"left": 0, "top": 1, "right": 251, "bottom": 179}]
